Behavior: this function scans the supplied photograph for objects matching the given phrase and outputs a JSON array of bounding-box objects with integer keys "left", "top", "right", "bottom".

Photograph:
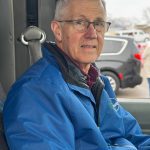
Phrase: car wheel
[{"left": 102, "top": 71, "right": 120, "bottom": 94}]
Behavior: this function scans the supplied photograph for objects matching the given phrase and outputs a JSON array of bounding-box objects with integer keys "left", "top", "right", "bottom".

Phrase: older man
[{"left": 3, "top": 0, "right": 150, "bottom": 149}]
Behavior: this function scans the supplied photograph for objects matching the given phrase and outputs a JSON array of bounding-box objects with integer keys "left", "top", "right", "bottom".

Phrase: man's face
[{"left": 52, "top": 0, "right": 106, "bottom": 71}]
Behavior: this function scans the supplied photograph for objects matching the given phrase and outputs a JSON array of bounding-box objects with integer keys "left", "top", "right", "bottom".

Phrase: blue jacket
[{"left": 3, "top": 42, "right": 150, "bottom": 150}]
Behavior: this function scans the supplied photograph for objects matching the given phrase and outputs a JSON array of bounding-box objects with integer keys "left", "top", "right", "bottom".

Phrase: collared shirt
[{"left": 54, "top": 45, "right": 99, "bottom": 88}]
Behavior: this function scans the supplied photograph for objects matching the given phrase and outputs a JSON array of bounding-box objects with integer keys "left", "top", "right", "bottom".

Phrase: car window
[
  {"left": 104, "top": 1, "right": 150, "bottom": 134},
  {"left": 139, "top": 32, "right": 143, "bottom": 35},
  {"left": 105, "top": 0, "right": 150, "bottom": 99},
  {"left": 128, "top": 32, "right": 133, "bottom": 36},
  {"left": 103, "top": 39, "right": 125, "bottom": 53}
]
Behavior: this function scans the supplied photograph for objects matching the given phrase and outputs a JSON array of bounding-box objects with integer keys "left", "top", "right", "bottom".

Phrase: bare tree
[{"left": 143, "top": 7, "right": 150, "bottom": 23}]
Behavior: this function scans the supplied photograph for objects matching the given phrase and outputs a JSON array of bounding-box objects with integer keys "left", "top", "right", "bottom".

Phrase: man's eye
[
  {"left": 95, "top": 21, "right": 105, "bottom": 27},
  {"left": 75, "top": 20, "right": 85, "bottom": 25}
]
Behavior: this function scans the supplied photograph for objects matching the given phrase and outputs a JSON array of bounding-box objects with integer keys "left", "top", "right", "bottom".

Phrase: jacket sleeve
[
  {"left": 102, "top": 75, "right": 150, "bottom": 150},
  {"left": 3, "top": 79, "right": 74, "bottom": 150},
  {"left": 120, "top": 105, "right": 150, "bottom": 150}
]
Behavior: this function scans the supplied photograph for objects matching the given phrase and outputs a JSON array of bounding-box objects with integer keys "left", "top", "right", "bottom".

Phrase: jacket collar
[
  {"left": 43, "top": 41, "right": 98, "bottom": 89},
  {"left": 42, "top": 42, "right": 104, "bottom": 106}
]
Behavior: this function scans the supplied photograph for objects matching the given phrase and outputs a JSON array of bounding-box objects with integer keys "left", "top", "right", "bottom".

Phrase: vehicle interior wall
[
  {"left": 13, "top": 0, "right": 30, "bottom": 84},
  {"left": 0, "top": 0, "right": 56, "bottom": 93},
  {"left": 0, "top": 0, "right": 15, "bottom": 94},
  {"left": 120, "top": 100, "right": 150, "bottom": 134},
  {"left": 38, "top": 0, "right": 55, "bottom": 41}
]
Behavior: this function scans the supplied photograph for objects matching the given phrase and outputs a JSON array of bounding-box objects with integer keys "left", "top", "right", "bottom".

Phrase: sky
[{"left": 105, "top": 0, "right": 150, "bottom": 20}]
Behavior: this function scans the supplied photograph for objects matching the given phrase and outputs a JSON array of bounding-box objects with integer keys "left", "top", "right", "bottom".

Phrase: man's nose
[{"left": 84, "top": 24, "right": 97, "bottom": 39}]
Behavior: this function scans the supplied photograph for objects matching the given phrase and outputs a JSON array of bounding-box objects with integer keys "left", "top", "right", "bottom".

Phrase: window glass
[
  {"left": 105, "top": 0, "right": 150, "bottom": 99},
  {"left": 103, "top": 40, "right": 125, "bottom": 54},
  {"left": 139, "top": 32, "right": 143, "bottom": 35}
]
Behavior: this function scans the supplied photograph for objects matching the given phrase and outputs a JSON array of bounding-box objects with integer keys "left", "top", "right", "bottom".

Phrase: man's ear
[{"left": 51, "top": 21, "right": 62, "bottom": 42}]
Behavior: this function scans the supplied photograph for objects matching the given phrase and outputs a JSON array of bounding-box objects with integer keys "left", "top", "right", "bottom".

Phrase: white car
[{"left": 116, "top": 29, "right": 150, "bottom": 42}]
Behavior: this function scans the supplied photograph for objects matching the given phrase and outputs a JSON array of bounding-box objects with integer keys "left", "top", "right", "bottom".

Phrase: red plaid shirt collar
[{"left": 86, "top": 64, "right": 99, "bottom": 88}]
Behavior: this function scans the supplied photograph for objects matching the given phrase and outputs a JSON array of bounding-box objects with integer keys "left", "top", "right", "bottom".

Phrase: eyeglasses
[{"left": 56, "top": 19, "right": 111, "bottom": 33}]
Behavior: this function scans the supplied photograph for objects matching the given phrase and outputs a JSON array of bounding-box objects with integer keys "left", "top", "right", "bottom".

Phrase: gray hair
[
  {"left": 54, "top": 0, "right": 69, "bottom": 20},
  {"left": 54, "top": 0, "right": 106, "bottom": 20}
]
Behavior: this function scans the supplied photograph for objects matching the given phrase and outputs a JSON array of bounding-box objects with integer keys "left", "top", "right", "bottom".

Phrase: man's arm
[
  {"left": 3, "top": 79, "right": 75, "bottom": 150},
  {"left": 101, "top": 75, "right": 150, "bottom": 150},
  {"left": 120, "top": 106, "right": 150, "bottom": 150}
]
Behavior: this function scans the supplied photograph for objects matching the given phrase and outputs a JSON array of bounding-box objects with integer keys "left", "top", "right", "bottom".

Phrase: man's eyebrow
[
  {"left": 73, "top": 15, "right": 105, "bottom": 21},
  {"left": 95, "top": 18, "right": 105, "bottom": 21},
  {"left": 74, "top": 15, "right": 87, "bottom": 19}
]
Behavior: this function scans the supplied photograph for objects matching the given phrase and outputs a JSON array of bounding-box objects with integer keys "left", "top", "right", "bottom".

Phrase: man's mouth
[{"left": 81, "top": 45, "right": 96, "bottom": 48}]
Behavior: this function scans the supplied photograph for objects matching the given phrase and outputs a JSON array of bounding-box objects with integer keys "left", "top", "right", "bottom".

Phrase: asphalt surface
[{"left": 117, "top": 73, "right": 149, "bottom": 99}]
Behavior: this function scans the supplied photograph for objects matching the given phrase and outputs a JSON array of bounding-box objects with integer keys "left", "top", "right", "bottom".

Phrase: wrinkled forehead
[{"left": 64, "top": 0, "right": 106, "bottom": 20}]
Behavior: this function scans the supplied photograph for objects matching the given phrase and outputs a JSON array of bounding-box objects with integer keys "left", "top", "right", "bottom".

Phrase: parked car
[
  {"left": 115, "top": 29, "right": 150, "bottom": 42},
  {"left": 96, "top": 36, "right": 143, "bottom": 93}
]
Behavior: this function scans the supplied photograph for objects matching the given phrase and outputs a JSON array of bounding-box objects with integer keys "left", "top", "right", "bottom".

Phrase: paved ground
[
  {"left": 117, "top": 78, "right": 149, "bottom": 99},
  {"left": 117, "top": 68, "right": 149, "bottom": 99}
]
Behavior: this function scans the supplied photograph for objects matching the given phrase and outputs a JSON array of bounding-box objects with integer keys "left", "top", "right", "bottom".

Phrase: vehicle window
[
  {"left": 103, "top": 39, "right": 125, "bottom": 53},
  {"left": 123, "top": 32, "right": 128, "bottom": 35},
  {"left": 104, "top": 0, "right": 150, "bottom": 134},
  {"left": 139, "top": 32, "right": 143, "bottom": 35},
  {"left": 134, "top": 32, "right": 137, "bottom": 35},
  {"left": 105, "top": 0, "right": 150, "bottom": 99},
  {"left": 129, "top": 32, "right": 133, "bottom": 36}
]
